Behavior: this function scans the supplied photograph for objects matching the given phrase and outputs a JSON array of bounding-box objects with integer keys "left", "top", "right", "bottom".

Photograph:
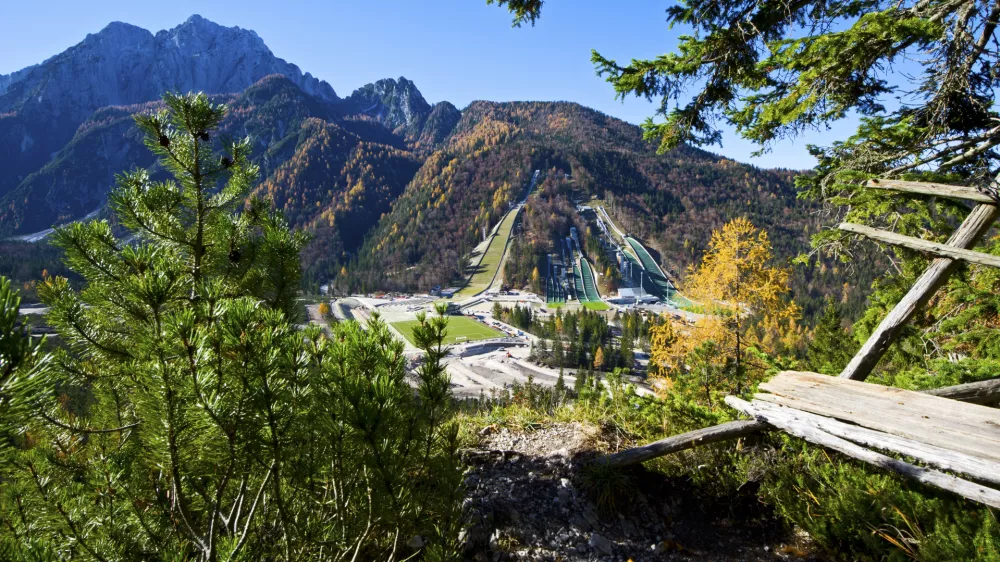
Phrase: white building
[{"left": 609, "top": 287, "right": 659, "bottom": 305}]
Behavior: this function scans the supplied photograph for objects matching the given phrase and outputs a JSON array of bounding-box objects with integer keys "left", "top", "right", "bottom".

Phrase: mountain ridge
[
  {"left": 0, "top": 14, "right": 339, "bottom": 204},
  {"left": 0, "top": 15, "right": 849, "bottom": 314}
]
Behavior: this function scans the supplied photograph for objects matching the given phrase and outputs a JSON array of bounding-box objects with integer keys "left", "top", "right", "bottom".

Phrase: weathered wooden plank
[
  {"left": 757, "top": 380, "right": 1000, "bottom": 445},
  {"left": 726, "top": 397, "right": 1000, "bottom": 509},
  {"left": 592, "top": 376, "right": 999, "bottom": 470},
  {"left": 597, "top": 420, "right": 767, "bottom": 468},
  {"left": 753, "top": 391, "right": 1000, "bottom": 463},
  {"left": 839, "top": 223, "right": 1000, "bottom": 269},
  {"left": 763, "top": 372, "right": 1000, "bottom": 427},
  {"left": 924, "top": 377, "right": 1000, "bottom": 405},
  {"left": 755, "top": 392, "right": 1000, "bottom": 463},
  {"left": 866, "top": 178, "right": 997, "bottom": 203},
  {"left": 758, "top": 373, "right": 1000, "bottom": 460},
  {"left": 840, "top": 202, "right": 1000, "bottom": 381},
  {"left": 743, "top": 399, "right": 1000, "bottom": 486}
]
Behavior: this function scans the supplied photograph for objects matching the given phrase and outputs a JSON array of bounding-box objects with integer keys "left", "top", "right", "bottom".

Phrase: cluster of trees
[
  {"left": 254, "top": 118, "right": 422, "bottom": 289},
  {"left": 0, "top": 95, "right": 464, "bottom": 561},
  {"left": 584, "top": 229, "right": 623, "bottom": 293},
  {"left": 494, "top": 303, "right": 659, "bottom": 372},
  {"left": 0, "top": 243, "right": 74, "bottom": 302},
  {"left": 614, "top": 308, "right": 660, "bottom": 350},
  {"left": 501, "top": 176, "right": 586, "bottom": 292},
  {"left": 342, "top": 135, "right": 534, "bottom": 292},
  {"left": 650, "top": 218, "right": 808, "bottom": 405},
  {"left": 501, "top": 236, "right": 543, "bottom": 293}
]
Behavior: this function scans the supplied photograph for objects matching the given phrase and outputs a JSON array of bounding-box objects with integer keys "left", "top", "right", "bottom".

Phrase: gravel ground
[{"left": 459, "top": 423, "right": 826, "bottom": 561}]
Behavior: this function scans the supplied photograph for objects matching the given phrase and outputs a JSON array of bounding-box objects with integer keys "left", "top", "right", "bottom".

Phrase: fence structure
[{"left": 601, "top": 178, "right": 1000, "bottom": 509}]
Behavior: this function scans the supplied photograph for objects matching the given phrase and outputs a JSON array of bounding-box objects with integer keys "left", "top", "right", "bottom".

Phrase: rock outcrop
[{"left": 0, "top": 15, "right": 338, "bottom": 201}]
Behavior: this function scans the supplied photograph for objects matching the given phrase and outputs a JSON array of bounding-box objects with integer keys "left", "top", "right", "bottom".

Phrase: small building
[{"left": 612, "top": 287, "right": 658, "bottom": 304}]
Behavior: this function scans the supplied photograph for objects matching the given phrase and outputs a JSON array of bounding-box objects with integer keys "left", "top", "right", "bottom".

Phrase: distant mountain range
[{"left": 0, "top": 15, "right": 851, "bottom": 314}]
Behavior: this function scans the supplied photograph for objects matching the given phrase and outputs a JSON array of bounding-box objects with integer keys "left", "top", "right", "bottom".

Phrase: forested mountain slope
[
  {"left": 0, "top": 74, "right": 435, "bottom": 289},
  {"left": 0, "top": 15, "right": 857, "bottom": 315},
  {"left": 344, "top": 101, "right": 853, "bottom": 317}
]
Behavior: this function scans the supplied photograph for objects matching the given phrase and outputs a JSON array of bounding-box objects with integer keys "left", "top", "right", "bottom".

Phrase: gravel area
[{"left": 459, "top": 423, "right": 825, "bottom": 561}]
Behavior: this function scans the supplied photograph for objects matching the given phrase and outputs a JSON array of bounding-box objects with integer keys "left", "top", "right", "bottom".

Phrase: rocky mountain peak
[
  {"left": 91, "top": 20, "right": 150, "bottom": 38},
  {"left": 0, "top": 15, "right": 337, "bottom": 121},
  {"left": 346, "top": 76, "right": 432, "bottom": 132},
  {"left": 0, "top": 15, "right": 341, "bottom": 205},
  {"left": 155, "top": 14, "right": 265, "bottom": 56}
]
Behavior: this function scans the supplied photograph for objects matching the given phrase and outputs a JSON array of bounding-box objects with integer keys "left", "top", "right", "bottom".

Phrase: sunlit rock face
[
  {"left": 0, "top": 15, "right": 337, "bottom": 202},
  {"left": 0, "top": 14, "right": 336, "bottom": 121}
]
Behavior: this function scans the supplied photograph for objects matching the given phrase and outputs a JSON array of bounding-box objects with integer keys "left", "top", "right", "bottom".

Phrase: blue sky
[{"left": 0, "top": 0, "right": 861, "bottom": 169}]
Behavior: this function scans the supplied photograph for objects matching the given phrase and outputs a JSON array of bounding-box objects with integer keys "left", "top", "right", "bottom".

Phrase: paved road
[{"left": 443, "top": 347, "right": 655, "bottom": 399}]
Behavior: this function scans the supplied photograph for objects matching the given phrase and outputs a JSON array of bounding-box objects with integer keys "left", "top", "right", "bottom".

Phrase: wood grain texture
[
  {"left": 758, "top": 372, "right": 1000, "bottom": 462},
  {"left": 866, "top": 178, "right": 998, "bottom": 203},
  {"left": 726, "top": 397, "right": 1000, "bottom": 509},
  {"left": 741, "top": 398, "right": 1000, "bottom": 486},
  {"left": 839, "top": 223, "right": 1000, "bottom": 268},
  {"left": 764, "top": 372, "right": 1000, "bottom": 426}
]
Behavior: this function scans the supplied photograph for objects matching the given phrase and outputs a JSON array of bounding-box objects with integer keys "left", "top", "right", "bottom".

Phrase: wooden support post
[
  {"left": 597, "top": 420, "right": 766, "bottom": 467},
  {"left": 726, "top": 397, "right": 1000, "bottom": 509},
  {"left": 924, "top": 376, "right": 1000, "bottom": 405},
  {"left": 840, "top": 202, "right": 1000, "bottom": 380},
  {"left": 839, "top": 223, "right": 1000, "bottom": 269},
  {"left": 866, "top": 179, "right": 997, "bottom": 203}
]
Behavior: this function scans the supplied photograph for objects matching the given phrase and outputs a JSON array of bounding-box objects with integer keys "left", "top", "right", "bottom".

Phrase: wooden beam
[
  {"left": 924, "top": 377, "right": 1000, "bottom": 405},
  {"left": 840, "top": 202, "right": 1000, "bottom": 380},
  {"left": 597, "top": 420, "right": 767, "bottom": 468},
  {"left": 839, "top": 223, "right": 1000, "bottom": 269},
  {"left": 741, "top": 398, "right": 1000, "bottom": 486},
  {"left": 866, "top": 178, "right": 997, "bottom": 204},
  {"left": 594, "top": 377, "right": 998, "bottom": 469},
  {"left": 762, "top": 372, "right": 1000, "bottom": 428},
  {"left": 726, "top": 397, "right": 1000, "bottom": 509}
]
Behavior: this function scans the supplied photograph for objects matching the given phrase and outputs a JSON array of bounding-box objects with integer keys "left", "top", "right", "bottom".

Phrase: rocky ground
[{"left": 460, "top": 422, "right": 826, "bottom": 561}]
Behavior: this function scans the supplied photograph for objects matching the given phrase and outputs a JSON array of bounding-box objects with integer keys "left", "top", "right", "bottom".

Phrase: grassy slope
[
  {"left": 579, "top": 258, "right": 602, "bottom": 302},
  {"left": 455, "top": 206, "right": 520, "bottom": 298}
]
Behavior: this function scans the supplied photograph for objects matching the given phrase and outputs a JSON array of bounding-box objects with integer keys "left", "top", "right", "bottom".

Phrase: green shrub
[
  {"left": 763, "top": 436, "right": 1000, "bottom": 561},
  {"left": 0, "top": 93, "right": 463, "bottom": 562}
]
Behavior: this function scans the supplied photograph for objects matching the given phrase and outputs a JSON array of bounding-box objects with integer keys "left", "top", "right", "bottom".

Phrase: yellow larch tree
[{"left": 651, "top": 217, "right": 798, "bottom": 397}]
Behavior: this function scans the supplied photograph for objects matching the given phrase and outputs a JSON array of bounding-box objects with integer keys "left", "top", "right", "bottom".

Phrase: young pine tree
[
  {"left": 0, "top": 276, "right": 49, "bottom": 454},
  {"left": 2, "top": 93, "right": 462, "bottom": 562},
  {"left": 807, "top": 299, "right": 854, "bottom": 375}
]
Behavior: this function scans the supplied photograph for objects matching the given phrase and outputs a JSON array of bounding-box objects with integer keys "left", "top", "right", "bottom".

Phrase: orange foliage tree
[{"left": 651, "top": 218, "right": 798, "bottom": 400}]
